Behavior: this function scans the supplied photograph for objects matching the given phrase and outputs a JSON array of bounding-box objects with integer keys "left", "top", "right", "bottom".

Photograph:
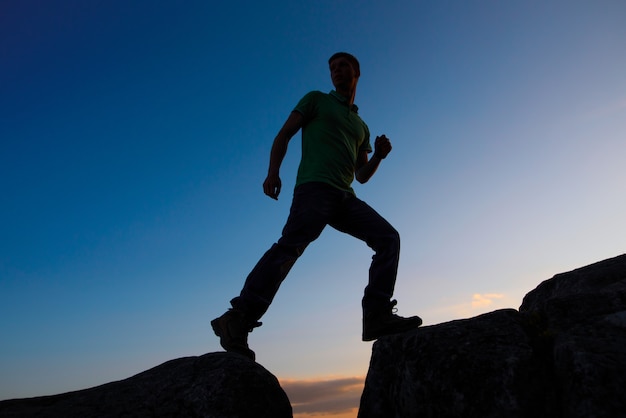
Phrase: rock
[
  {"left": 358, "top": 309, "right": 557, "bottom": 417},
  {"left": 0, "top": 352, "right": 293, "bottom": 418},
  {"left": 521, "top": 254, "right": 626, "bottom": 418},
  {"left": 358, "top": 254, "right": 626, "bottom": 418}
]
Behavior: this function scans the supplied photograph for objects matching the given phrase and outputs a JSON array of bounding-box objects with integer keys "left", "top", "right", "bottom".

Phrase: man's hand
[
  {"left": 355, "top": 134, "right": 392, "bottom": 184},
  {"left": 263, "top": 173, "right": 282, "bottom": 200},
  {"left": 373, "top": 134, "right": 392, "bottom": 159}
]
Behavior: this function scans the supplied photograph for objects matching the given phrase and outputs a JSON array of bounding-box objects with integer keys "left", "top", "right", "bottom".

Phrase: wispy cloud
[
  {"left": 280, "top": 376, "right": 364, "bottom": 417},
  {"left": 471, "top": 293, "right": 504, "bottom": 309},
  {"left": 424, "top": 292, "right": 514, "bottom": 324},
  {"left": 456, "top": 292, "right": 509, "bottom": 318}
]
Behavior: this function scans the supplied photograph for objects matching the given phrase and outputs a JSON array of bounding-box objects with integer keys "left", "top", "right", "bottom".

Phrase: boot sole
[
  {"left": 362, "top": 317, "right": 423, "bottom": 341},
  {"left": 211, "top": 317, "right": 256, "bottom": 361}
]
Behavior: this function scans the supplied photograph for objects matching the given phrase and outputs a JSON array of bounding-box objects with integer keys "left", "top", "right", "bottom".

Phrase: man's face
[{"left": 329, "top": 57, "right": 358, "bottom": 91}]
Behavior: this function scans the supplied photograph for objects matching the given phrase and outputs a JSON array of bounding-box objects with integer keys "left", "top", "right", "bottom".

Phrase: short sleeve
[{"left": 293, "top": 91, "right": 322, "bottom": 124}]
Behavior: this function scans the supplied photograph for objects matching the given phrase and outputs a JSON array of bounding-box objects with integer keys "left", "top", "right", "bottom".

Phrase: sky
[{"left": 1, "top": 0, "right": 625, "bottom": 416}]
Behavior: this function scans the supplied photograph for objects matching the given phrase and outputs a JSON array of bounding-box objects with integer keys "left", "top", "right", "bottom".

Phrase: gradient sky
[{"left": 1, "top": 1, "right": 625, "bottom": 416}]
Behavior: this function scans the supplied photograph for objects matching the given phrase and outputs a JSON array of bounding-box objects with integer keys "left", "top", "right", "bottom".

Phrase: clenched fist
[{"left": 373, "top": 135, "right": 392, "bottom": 159}]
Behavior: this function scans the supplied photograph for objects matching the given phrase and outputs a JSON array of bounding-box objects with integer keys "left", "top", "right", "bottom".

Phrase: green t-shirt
[{"left": 293, "top": 90, "right": 372, "bottom": 194}]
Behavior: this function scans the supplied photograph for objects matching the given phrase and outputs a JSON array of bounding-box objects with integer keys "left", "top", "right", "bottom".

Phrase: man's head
[
  {"left": 328, "top": 52, "right": 360, "bottom": 94},
  {"left": 328, "top": 52, "right": 360, "bottom": 78}
]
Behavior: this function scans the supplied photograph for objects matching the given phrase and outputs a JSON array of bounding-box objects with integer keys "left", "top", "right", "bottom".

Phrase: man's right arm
[{"left": 263, "top": 111, "right": 304, "bottom": 200}]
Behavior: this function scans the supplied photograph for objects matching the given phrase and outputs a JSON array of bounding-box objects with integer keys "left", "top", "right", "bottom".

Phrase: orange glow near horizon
[
  {"left": 281, "top": 376, "right": 365, "bottom": 418},
  {"left": 294, "top": 409, "right": 358, "bottom": 418}
]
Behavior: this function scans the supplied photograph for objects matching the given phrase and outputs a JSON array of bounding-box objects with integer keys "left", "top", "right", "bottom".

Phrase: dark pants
[{"left": 230, "top": 182, "right": 400, "bottom": 321}]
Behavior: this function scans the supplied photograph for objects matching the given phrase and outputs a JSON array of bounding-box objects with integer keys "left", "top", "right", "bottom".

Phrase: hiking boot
[
  {"left": 362, "top": 300, "right": 422, "bottom": 341},
  {"left": 211, "top": 309, "right": 262, "bottom": 361}
]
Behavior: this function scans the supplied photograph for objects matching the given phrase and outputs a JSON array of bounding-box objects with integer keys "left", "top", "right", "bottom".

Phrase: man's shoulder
[
  {"left": 300, "top": 90, "right": 328, "bottom": 101},
  {"left": 294, "top": 90, "right": 330, "bottom": 114}
]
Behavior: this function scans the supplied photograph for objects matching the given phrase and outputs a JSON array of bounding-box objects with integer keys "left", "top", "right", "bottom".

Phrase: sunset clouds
[
  {"left": 281, "top": 376, "right": 364, "bottom": 417},
  {"left": 471, "top": 293, "right": 505, "bottom": 309},
  {"left": 421, "top": 292, "right": 517, "bottom": 325}
]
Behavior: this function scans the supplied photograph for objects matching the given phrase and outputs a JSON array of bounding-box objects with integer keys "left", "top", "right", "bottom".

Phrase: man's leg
[
  {"left": 330, "top": 194, "right": 399, "bottom": 310},
  {"left": 213, "top": 183, "right": 338, "bottom": 359},
  {"left": 330, "top": 194, "right": 422, "bottom": 340},
  {"left": 231, "top": 183, "right": 339, "bottom": 319}
]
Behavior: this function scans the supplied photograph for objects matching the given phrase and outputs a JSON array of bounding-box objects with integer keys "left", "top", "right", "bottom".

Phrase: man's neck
[{"left": 336, "top": 87, "right": 356, "bottom": 106}]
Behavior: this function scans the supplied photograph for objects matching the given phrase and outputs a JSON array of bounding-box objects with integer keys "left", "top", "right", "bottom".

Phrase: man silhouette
[{"left": 212, "top": 52, "right": 422, "bottom": 360}]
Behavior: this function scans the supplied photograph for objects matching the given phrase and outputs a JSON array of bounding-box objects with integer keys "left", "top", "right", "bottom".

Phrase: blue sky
[{"left": 1, "top": 1, "right": 625, "bottom": 416}]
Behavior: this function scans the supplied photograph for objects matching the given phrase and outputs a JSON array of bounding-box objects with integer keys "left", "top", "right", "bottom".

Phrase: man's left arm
[{"left": 355, "top": 135, "right": 392, "bottom": 184}]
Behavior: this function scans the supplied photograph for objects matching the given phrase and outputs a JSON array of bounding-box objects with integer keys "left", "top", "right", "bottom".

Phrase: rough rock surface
[
  {"left": 358, "top": 254, "right": 626, "bottom": 418},
  {"left": 0, "top": 352, "right": 293, "bottom": 418}
]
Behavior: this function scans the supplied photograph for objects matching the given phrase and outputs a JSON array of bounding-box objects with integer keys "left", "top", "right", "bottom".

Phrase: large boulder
[
  {"left": 520, "top": 254, "right": 626, "bottom": 418},
  {"left": 358, "top": 254, "right": 626, "bottom": 418},
  {"left": 0, "top": 352, "right": 293, "bottom": 418}
]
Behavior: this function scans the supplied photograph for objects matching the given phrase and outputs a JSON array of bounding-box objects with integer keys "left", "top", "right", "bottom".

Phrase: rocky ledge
[
  {"left": 0, "top": 352, "right": 292, "bottom": 418},
  {"left": 358, "top": 253, "right": 626, "bottom": 418}
]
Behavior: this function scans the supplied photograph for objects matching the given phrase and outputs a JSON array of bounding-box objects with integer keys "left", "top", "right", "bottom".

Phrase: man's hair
[{"left": 328, "top": 52, "right": 360, "bottom": 77}]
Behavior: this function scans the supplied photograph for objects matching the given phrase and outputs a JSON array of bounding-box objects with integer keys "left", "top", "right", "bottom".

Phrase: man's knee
[
  {"left": 387, "top": 228, "right": 400, "bottom": 251},
  {"left": 372, "top": 226, "right": 400, "bottom": 253}
]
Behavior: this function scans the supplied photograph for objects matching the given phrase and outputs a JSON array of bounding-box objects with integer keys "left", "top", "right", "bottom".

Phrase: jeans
[{"left": 230, "top": 182, "right": 400, "bottom": 321}]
